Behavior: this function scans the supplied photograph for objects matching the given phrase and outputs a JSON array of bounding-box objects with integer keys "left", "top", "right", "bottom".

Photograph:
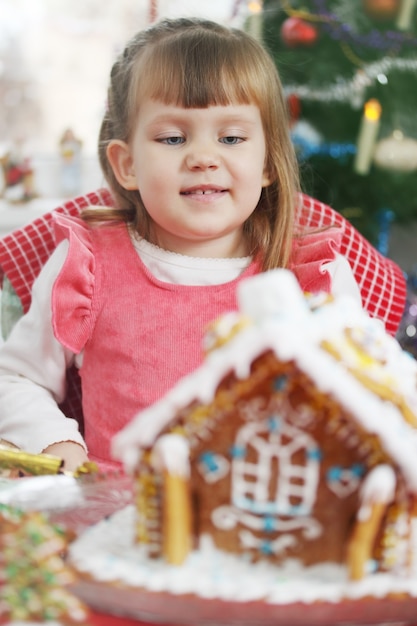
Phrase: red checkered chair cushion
[
  {"left": 296, "top": 193, "right": 406, "bottom": 338},
  {"left": 0, "top": 189, "right": 114, "bottom": 431},
  {"left": 0, "top": 189, "right": 407, "bottom": 430}
]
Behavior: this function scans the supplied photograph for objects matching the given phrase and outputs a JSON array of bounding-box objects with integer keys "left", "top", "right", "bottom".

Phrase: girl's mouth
[
  {"left": 183, "top": 189, "right": 218, "bottom": 195},
  {"left": 181, "top": 187, "right": 226, "bottom": 196}
]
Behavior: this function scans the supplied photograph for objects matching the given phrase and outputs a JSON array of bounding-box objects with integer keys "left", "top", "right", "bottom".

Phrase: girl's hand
[{"left": 42, "top": 441, "right": 89, "bottom": 473}]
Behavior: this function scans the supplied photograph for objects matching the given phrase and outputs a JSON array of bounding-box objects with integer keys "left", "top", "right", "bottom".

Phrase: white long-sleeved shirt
[{"left": 0, "top": 234, "right": 361, "bottom": 455}]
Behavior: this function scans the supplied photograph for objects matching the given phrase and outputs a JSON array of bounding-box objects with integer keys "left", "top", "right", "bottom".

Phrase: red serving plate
[{"left": 72, "top": 580, "right": 417, "bottom": 626}]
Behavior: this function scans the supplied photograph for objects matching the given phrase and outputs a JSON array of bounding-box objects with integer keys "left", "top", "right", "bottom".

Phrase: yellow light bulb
[
  {"left": 364, "top": 99, "right": 382, "bottom": 122},
  {"left": 248, "top": 1, "right": 262, "bottom": 14}
]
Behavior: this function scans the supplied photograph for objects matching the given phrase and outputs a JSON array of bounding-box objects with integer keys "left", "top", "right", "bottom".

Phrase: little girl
[{"left": 0, "top": 17, "right": 361, "bottom": 472}]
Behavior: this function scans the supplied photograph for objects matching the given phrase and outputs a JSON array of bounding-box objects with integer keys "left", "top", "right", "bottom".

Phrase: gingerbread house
[{"left": 112, "top": 269, "right": 417, "bottom": 583}]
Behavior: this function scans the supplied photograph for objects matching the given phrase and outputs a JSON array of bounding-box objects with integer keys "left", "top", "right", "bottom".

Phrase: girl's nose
[{"left": 185, "top": 146, "right": 220, "bottom": 171}]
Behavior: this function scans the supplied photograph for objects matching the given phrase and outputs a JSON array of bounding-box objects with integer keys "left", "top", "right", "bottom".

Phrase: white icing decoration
[
  {"left": 198, "top": 452, "right": 229, "bottom": 484},
  {"left": 326, "top": 466, "right": 364, "bottom": 498},
  {"left": 211, "top": 504, "right": 322, "bottom": 540},
  {"left": 211, "top": 505, "right": 240, "bottom": 531},
  {"left": 207, "top": 409, "right": 323, "bottom": 553},
  {"left": 152, "top": 434, "right": 190, "bottom": 478},
  {"left": 237, "top": 396, "right": 271, "bottom": 422},
  {"left": 69, "top": 506, "right": 417, "bottom": 603},
  {"left": 288, "top": 402, "right": 316, "bottom": 429},
  {"left": 237, "top": 268, "right": 307, "bottom": 321},
  {"left": 239, "top": 528, "right": 298, "bottom": 555},
  {"left": 231, "top": 417, "right": 320, "bottom": 517},
  {"left": 358, "top": 465, "right": 396, "bottom": 522}
]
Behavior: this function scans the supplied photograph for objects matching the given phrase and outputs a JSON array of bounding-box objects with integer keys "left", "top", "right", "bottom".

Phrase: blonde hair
[{"left": 88, "top": 17, "right": 300, "bottom": 270}]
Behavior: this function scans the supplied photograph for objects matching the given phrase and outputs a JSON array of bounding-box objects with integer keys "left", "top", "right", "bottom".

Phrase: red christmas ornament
[
  {"left": 280, "top": 17, "right": 319, "bottom": 48},
  {"left": 362, "top": 0, "right": 401, "bottom": 20}
]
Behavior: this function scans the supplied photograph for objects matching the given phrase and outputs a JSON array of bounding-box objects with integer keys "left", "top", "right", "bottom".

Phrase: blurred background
[
  {"left": 1, "top": 0, "right": 417, "bottom": 350},
  {"left": 0, "top": 0, "right": 249, "bottom": 199}
]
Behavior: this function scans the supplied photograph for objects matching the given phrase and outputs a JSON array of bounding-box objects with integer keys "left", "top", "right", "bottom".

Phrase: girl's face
[{"left": 108, "top": 99, "right": 271, "bottom": 258}]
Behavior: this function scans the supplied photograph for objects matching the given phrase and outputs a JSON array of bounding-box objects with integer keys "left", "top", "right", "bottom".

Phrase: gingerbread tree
[{"left": 0, "top": 504, "right": 88, "bottom": 623}]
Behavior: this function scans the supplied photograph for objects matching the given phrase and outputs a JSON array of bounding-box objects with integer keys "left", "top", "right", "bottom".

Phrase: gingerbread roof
[{"left": 112, "top": 269, "right": 417, "bottom": 488}]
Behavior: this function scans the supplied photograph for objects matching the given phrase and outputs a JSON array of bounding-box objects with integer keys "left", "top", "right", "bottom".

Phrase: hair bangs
[{"left": 135, "top": 30, "right": 265, "bottom": 109}]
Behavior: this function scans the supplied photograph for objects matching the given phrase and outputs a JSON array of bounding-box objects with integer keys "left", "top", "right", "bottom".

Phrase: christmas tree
[{"left": 261, "top": 0, "right": 417, "bottom": 248}]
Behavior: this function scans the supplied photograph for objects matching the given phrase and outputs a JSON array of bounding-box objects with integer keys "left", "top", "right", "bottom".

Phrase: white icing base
[{"left": 69, "top": 505, "right": 417, "bottom": 605}]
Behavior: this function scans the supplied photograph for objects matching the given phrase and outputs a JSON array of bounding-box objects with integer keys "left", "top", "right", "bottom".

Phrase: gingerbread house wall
[{"left": 186, "top": 352, "right": 400, "bottom": 568}]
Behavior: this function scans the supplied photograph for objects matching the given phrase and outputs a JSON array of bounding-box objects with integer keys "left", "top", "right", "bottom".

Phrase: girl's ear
[
  {"left": 106, "top": 140, "right": 138, "bottom": 190},
  {"left": 262, "top": 172, "right": 272, "bottom": 187},
  {"left": 262, "top": 159, "right": 274, "bottom": 187},
  {"left": 262, "top": 169, "right": 273, "bottom": 187}
]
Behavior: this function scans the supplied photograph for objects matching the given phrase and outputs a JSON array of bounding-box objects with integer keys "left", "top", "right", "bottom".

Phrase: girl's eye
[
  {"left": 159, "top": 136, "right": 185, "bottom": 146},
  {"left": 220, "top": 136, "right": 244, "bottom": 145}
]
